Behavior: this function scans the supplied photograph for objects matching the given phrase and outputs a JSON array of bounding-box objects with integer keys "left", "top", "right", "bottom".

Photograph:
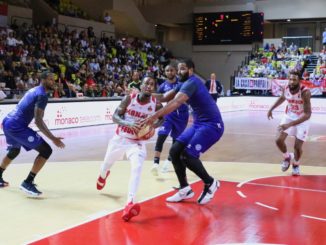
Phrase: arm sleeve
[
  {"left": 36, "top": 95, "right": 48, "bottom": 110},
  {"left": 179, "top": 80, "right": 197, "bottom": 97}
]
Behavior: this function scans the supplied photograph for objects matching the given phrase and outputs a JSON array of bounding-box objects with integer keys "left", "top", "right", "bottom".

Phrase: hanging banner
[
  {"left": 271, "top": 79, "right": 324, "bottom": 96},
  {"left": 235, "top": 77, "right": 270, "bottom": 90}
]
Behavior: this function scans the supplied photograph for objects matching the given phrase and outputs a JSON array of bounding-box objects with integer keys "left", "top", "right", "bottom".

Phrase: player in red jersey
[
  {"left": 96, "top": 76, "right": 163, "bottom": 221},
  {"left": 268, "top": 70, "right": 312, "bottom": 176}
]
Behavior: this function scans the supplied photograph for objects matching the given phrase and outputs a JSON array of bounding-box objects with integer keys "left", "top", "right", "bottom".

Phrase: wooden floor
[{"left": 0, "top": 111, "right": 325, "bottom": 244}]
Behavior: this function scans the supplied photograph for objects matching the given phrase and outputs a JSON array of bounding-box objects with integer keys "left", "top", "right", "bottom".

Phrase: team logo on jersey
[
  {"left": 148, "top": 106, "right": 153, "bottom": 111},
  {"left": 28, "top": 136, "right": 35, "bottom": 142},
  {"left": 195, "top": 144, "right": 202, "bottom": 151}
]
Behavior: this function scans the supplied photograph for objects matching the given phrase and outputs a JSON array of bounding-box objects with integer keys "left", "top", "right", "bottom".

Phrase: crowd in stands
[
  {"left": 237, "top": 42, "right": 309, "bottom": 79},
  {"left": 0, "top": 22, "right": 173, "bottom": 99},
  {"left": 235, "top": 42, "right": 326, "bottom": 96},
  {"left": 46, "top": 0, "right": 88, "bottom": 19}
]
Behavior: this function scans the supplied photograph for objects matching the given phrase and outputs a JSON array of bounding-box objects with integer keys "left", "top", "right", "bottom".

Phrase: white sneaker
[
  {"left": 161, "top": 159, "right": 172, "bottom": 173},
  {"left": 197, "top": 179, "right": 220, "bottom": 205},
  {"left": 292, "top": 165, "right": 300, "bottom": 176},
  {"left": 166, "top": 186, "right": 194, "bottom": 202},
  {"left": 151, "top": 164, "right": 159, "bottom": 176},
  {"left": 281, "top": 153, "right": 294, "bottom": 172}
]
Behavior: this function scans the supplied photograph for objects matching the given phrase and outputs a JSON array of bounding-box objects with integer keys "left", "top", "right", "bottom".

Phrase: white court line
[
  {"left": 301, "top": 214, "right": 326, "bottom": 222},
  {"left": 24, "top": 179, "right": 201, "bottom": 245},
  {"left": 255, "top": 202, "right": 279, "bottom": 211},
  {"left": 246, "top": 182, "right": 326, "bottom": 194},
  {"left": 237, "top": 175, "right": 280, "bottom": 188},
  {"left": 236, "top": 190, "right": 247, "bottom": 198}
]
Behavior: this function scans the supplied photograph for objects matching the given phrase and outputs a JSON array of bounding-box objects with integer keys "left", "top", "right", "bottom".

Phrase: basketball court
[{"left": 0, "top": 111, "right": 325, "bottom": 245}]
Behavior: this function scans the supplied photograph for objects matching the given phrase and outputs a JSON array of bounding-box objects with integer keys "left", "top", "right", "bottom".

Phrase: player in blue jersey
[
  {"left": 0, "top": 71, "right": 65, "bottom": 197},
  {"left": 151, "top": 64, "right": 189, "bottom": 175},
  {"left": 144, "top": 59, "right": 224, "bottom": 205}
]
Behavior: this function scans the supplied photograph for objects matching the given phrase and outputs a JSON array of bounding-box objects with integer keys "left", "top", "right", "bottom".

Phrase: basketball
[{"left": 137, "top": 125, "right": 155, "bottom": 140}]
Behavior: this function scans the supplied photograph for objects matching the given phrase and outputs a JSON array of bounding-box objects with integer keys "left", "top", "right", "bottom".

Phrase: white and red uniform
[
  {"left": 116, "top": 93, "right": 156, "bottom": 140},
  {"left": 100, "top": 93, "right": 156, "bottom": 203},
  {"left": 280, "top": 85, "right": 310, "bottom": 141}
]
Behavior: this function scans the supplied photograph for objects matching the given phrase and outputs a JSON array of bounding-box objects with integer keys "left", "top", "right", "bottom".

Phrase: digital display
[{"left": 193, "top": 11, "right": 264, "bottom": 45}]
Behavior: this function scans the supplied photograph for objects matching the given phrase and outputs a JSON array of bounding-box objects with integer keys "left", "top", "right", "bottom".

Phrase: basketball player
[
  {"left": 0, "top": 71, "right": 65, "bottom": 196},
  {"left": 267, "top": 69, "right": 311, "bottom": 176},
  {"left": 96, "top": 76, "right": 163, "bottom": 221},
  {"left": 151, "top": 64, "right": 189, "bottom": 175},
  {"left": 144, "top": 59, "right": 224, "bottom": 205}
]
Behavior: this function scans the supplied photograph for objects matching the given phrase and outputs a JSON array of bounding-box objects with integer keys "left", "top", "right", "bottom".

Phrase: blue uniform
[
  {"left": 175, "top": 75, "right": 224, "bottom": 158},
  {"left": 2, "top": 86, "right": 48, "bottom": 151},
  {"left": 157, "top": 80, "right": 189, "bottom": 138}
]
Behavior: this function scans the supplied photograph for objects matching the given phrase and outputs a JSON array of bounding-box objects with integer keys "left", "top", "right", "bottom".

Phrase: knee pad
[
  {"left": 7, "top": 148, "right": 20, "bottom": 160},
  {"left": 155, "top": 134, "right": 168, "bottom": 152},
  {"left": 36, "top": 142, "right": 53, "bottom": 159}
]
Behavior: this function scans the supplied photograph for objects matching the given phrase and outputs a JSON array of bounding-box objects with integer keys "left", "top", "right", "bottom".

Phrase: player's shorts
[
  {"left": 2, "top": 117, "right": 45, "bottom": 151},
  {"left": 177, "top": 121, "right": 224, "bottom": 158},
  {"left": 104, "top": 134, "right": 147, "bottom": 163},
  {"left": 280, "top": 116, "right": 310, "bottom": 142},
  {"left": 158, "top": 117, "right": 188, "bottom": 139}
]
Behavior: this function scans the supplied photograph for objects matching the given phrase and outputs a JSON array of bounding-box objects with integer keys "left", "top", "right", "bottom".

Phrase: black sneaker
[
  {"left": 197, "top": 179, "right": 220, "bottom": 205},
  {"left": 20, "top": 181, "right": 42, "bottom": 197},
  {"left": 0, "top": 177, "right": 9, "bottom": 188}
]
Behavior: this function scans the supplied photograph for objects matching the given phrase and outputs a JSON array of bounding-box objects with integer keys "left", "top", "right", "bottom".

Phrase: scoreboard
[{"left": 193, "top": 11, "right": 264, "bottom": 45}]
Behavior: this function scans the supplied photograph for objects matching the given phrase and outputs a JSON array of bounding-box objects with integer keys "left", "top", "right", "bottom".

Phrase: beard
[
  {"left": 289, "top": 84, "right": 300, "bottom": 93},
  {"left": 179, "top": 73, "right": 189, "bottom": 82}
]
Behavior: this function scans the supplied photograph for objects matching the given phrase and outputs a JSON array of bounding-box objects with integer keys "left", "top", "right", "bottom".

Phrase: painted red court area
[{"left": 31, "top": 177, "right": 326, "bottom": 245}]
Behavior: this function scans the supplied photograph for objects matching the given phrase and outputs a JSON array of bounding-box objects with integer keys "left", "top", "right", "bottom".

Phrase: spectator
[
  {"left": 103, "top": 12, "right": 112, "bottom": 24},
  {"left": 205, "top": 73, "right": 223, "bottom": 102},
  {"left": 323, "top": 27, "right": 326, "bottom": 52}
]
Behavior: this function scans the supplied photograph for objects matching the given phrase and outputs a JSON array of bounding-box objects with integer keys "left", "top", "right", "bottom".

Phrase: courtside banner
[
  {"left": 235, "top": 77, "right": 269, "bottom": 90},
  {"left": 0, "top": 101, "right": 120, "bottom": 134}
]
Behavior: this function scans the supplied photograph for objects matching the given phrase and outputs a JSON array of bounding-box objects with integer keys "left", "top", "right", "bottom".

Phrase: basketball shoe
[
  {"left": 150, "top": 164, "right": 159, "bottom": 176},
  {"left": 0, "top": 177, "right": 9, "bottom": 188},
  {"left": 292, "top": 165, "right": 300, "bottom": 176},
  {"left": 97, "top": 171, "right": 110, "bottom": 190},
  {"left": 197, "top": 179, "right": 220, "bottom": 205},
  {"left": 166, "top": 185, "right": 194, "bottom": 202},
  {"left": 161, "top": 159, "right": 172, "bottom": 173},
  {"left": 281, "top": 153, "right": 294, "bottom": 172},
  {"left": 20, "top": 181, "right": 42, "bottom": 197},
  {"left": 122, "top": 202, "right": 141, "bottom": 221}
]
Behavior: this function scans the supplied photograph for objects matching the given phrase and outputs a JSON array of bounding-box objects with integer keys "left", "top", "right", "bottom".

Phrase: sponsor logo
[
  {"left": 54, "top": 107, "right": 79, "bottom": 125},
  {"left": 195, "top": 144, "right": 202, "bottom": 151},
  {"left": 248, "top": 100, "right": 269, "bottom": 110},
  {"left": 28, "top": 136, "right": 34, "bottom": 142},
  {"left": 105, "top": 108, "right": 113, "bottom": 121}
]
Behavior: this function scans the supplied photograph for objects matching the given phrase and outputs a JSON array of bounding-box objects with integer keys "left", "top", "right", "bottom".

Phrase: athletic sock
[
  {"left": 154, "top": 157, "right": 160, "bottom": 164},
  {"left": 293, "top": 161, "right": 300, "bottom": 166},
  {"left": 0, "top": 167, "right": 4, "bottom": 178},
  {"left": 25, "top": 172, "right": 36, "bottom": 183}
]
